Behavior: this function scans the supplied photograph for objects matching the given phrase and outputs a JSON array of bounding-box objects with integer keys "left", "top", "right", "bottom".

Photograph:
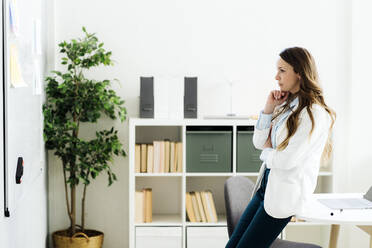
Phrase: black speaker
[
  {"left": 140, "top": 77, "right": 154, "bottom": 118},
  {"left": 184, "top": 77, "right": 197, "bottom": 118}
]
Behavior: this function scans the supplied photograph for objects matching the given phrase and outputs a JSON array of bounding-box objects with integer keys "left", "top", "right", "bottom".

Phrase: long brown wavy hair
[{"left": 272, "top": 47, "right": 336, "bottom": 162}]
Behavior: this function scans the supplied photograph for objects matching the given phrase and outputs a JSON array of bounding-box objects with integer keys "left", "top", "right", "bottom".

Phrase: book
[
  {"left": 173, "top": 142, "right": 178, "bottom": 173},
  {"left": 144, "top": 188, "right": 152, "bottom": 222},
  {"left": 170, "top": 142, "right": 176, "bottom": 172},
  {"left": 200, "top": 191, "right": 212, "bottom": 222},
  {"left": 147, "top": 144, "right": 154, "bottom": 173},
  {"left": 140, "top": 144, "right": 147, "bottom": 173},
  {"left": 185, "top": 192, "right": 196, "bottom": 222},
  {"left": 190, "top": 192, "right": 201, "bottom": 222},
  {"left": 159, "top": 141, "right": 165, "bottom": 173},
  {"left": 164, "top": 140, "right": 170, "bottom": 173},
  {"left": 135, "top": 144, "right": 141, "bottom": 173},
  {"left": 176, "top": 142, "right": 183, "bottom": 172},
  {"left": 195, "top": 191, "right": 207, "bottom": 222},
  {"left": 206, "top": 190, "right": 218, "bottom": 222},
  {"left": 153, "top": 141, "right": 160, "bottom": 173},
  {"left": 135, "top": 190, "right": 144, "bottom": 223},
  {"left": 204, "top": 191, "right": 215, "bottom": 222}
]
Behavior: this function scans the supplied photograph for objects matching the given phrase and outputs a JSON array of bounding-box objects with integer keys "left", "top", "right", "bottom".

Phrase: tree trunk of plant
[
  {"left": 70, "top": 184, "right": 76, "bottom": 235},
  {"left": 82, "top": 184, "right": 87, "bottom": 232},
  {"left": 62, "top": 163, "right": 71, "bottom": 223}
]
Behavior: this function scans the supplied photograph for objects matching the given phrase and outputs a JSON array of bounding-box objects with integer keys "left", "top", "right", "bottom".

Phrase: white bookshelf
[{"left": 128, "top": 118, "right": 334, "bottom": 248}]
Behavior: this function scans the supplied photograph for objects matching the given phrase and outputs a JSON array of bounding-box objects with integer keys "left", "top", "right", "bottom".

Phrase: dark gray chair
[{"left": 224, "top": 176, "right": 322, "bottom": 248}]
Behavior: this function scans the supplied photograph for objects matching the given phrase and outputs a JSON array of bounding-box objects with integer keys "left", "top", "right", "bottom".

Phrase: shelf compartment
[
  {"left": 135, "top": 126, "right": 182, "bottom": 144},
  {"left": 236, "top": 126, "right": 261, "bottom": 173},
  {"left": 135, "top": 126, "right": 183, "bottom": 174},
  {"left": 186, "top": 126, "right": 233, "bottom": 173},
  {"left": 186, "top": 176, "right": 230, "bottom": 219},
  {"left": 136, "top": 177, "right": 182, "bottom": 223}
]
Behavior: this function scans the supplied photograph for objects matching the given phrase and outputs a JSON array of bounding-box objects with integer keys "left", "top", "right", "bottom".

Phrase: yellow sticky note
[{"left": 9, "top": 44, "right": 27, "bottom": 88}]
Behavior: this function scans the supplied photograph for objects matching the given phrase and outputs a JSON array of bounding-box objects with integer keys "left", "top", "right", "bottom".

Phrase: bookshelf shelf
[
  {"left": 236, "top": 172, "right": 260, "bottom": 177},
  {"left": 185, "top": 215, "right": 227, "bottom": 226},
  {"left": 135, "top": 173, "right": 183, "bottom": 177},
  {"left": 135, "top": 214, "right": 183, "bottom": 226},
  {"left": 129, "top": 118, "right": 334, "bottom": 248},
  {"left": 186, "top": 173, "right": 234, "bottom": 177}
]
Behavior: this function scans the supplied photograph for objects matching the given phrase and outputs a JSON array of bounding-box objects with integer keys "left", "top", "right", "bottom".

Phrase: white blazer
[{"left": 252, "top": 103, "right": 332, "bottom": 219}]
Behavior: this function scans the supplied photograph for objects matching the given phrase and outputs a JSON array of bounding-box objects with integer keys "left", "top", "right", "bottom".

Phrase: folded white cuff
[
  {"left": 256, "top": 110, "right": 272, "bottom": 130},
  {"left": 260, "top": 147, "right": 274, "bottom": 163}
]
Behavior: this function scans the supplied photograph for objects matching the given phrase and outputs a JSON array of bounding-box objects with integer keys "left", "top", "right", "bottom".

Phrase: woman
[{"left": 225, "top": 47, "right": 336, "bottom": 248}]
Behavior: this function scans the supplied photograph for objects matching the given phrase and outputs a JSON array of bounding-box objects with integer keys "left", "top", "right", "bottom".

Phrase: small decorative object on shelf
[
  {"left": 140, "top": 77, "right": 154, "bottom": 118},
  {"left": 184, "top": 77, "right": 198, "bottom": 119}
]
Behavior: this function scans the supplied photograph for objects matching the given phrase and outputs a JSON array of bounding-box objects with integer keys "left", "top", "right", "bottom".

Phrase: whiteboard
[{"left": 2, "top": 0, "right": 46, "bottom": 217}]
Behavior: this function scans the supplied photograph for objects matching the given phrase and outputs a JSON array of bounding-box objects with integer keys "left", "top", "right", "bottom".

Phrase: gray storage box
[
  {"left": 237, "top": 126, "right": 262, "bottom": 172},
  {"left": 186, "top": 126, "right": 232, "bottom": 172}
]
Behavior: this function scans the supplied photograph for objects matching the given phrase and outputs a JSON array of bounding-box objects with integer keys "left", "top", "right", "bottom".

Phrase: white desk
[{"left": 296, "top": 193, "right": 372, "bottom": 248}]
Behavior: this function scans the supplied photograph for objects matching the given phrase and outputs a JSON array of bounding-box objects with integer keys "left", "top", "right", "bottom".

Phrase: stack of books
[
  {"left": 135, "top": 141, "right": 183, "bottom": 173},
  {"left": 185, "top": 190, "right": 218, "bottom": 223},
  {"left": 135, "top": 188, "right": 153, "bottom": 223}
]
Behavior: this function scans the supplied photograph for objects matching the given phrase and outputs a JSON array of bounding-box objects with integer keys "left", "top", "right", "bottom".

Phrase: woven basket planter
[{"left": 53, "top": 230, "right": 104, "bottom": 248}]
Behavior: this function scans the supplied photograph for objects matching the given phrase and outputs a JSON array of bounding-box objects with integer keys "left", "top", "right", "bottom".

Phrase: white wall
[
  {"left": 0, "top": 0, "right": 49, "bottom": 248},
  {"left": 49, "top": 0, "right": 357, "bottom": 247},
  {"left": 348, "top": 0, "right": 372, "bottom": 246}
]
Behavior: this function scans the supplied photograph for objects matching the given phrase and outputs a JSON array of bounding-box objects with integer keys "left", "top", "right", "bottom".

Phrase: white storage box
[
  {"left": 186, "top": 226, "right": 229, "bottom": 248},
  {"left": 136, "top": 226, "right": 182, "bottom": 248}
]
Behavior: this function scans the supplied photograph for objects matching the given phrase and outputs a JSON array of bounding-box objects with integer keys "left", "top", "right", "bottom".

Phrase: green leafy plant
[{"left": 43, "top": 27, "right": 127, "bottom": 236}]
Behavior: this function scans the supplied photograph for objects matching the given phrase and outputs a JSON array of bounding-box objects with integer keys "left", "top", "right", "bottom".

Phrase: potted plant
[{"left": 43, "top": 27, "right": 127, "bottom": 248}]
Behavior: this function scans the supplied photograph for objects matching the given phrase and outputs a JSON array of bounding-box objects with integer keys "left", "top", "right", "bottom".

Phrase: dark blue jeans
[{"left": 225, "top": 169, "right": 292, "bottom": 248}]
